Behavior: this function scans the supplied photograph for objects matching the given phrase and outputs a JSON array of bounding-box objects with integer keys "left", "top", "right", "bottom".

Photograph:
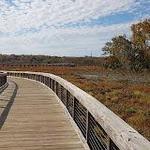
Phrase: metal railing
[
  {"left": 6, "top": 71, "right": 150, "bottom": 150},
  {"left": 0, "top": 72, "right": 7, "bottom": 87}
]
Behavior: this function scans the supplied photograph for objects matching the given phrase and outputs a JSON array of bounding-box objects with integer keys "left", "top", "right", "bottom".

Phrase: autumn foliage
[{"left": 103, "top": 19, "right": 150, "bottom": 72}]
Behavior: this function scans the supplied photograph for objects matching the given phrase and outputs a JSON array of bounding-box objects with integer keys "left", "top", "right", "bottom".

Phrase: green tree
[
  {"left": 102, "top": 35, "right": 132, "bottom": 69},
  {"left": 102, "top": 19, "right": 150, "bottom": 71}
]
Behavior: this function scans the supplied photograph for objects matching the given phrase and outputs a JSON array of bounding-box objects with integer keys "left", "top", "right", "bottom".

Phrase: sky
[{"left": 0, "top": 0, "right": 149, "bottom": 56}]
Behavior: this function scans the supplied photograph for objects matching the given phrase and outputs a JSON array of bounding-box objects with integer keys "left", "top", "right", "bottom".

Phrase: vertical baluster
[
  {"left": 51, "top": 80, "right": 53, "bottom": 91},
  {"left": 56, "top": 82, "right": 58, "bottom": 95},
  {"left": 66, "top": 91, "right": 74, "bottom": 117},
  {"left": 47, "top": 77, "right": 49, "bottom": 86},
  {"left": 72, "top": 97, "right": 75, "bottom": 119},
  {"left": 53, "top": 80, "right": 54, "bottom": 91},
  {"left": 45, "top": 76, "right": 47, "bottom": 84},
  {"left": 49, "top": 78, "right": 51, "bottom": 88},
  {"left": 40, "top": 75, "right": 42, "bottom": 82},
  {"left": 54, "top": 81, "right": 56, "bottom": 93},
  {"left": 86, "top": 110, "right": 89, "bottom": 141},
  {"left": 44, "top": 76, "right": 45, "bottom": 84},
  {"left": 50, "top": 79, "right": 53, "bottom": 89},
  {"left": 43, "top": 76, "right": 45, "bottom": 83},
  {"left": 47, "top": 77, "right": 49, "bottom": 87},
  {"left": 45, "top": 76, "right": 47, "bottom": 85}
]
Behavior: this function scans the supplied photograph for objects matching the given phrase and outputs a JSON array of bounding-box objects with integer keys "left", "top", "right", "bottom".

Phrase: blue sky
[{"left": 0, "top": 0, "right": 149, "bottom": 56}]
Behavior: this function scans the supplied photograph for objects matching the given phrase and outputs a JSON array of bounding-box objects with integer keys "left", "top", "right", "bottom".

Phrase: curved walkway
[{"left": 0, "top": 77, "right": 87, "bottom": 150}]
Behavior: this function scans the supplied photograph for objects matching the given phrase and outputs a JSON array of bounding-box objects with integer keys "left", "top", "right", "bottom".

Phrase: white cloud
[
  {"left": 0, "top": 0, "right": 136, "bottom": 33},
  {"left": 0, "top": 0, "right": 148, "bottom": 56},
  {"left": 0, "top": 22, "right": 132, "bottom": 56}
]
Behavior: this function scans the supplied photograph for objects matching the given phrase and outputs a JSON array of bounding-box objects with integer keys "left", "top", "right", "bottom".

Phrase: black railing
[
  {"left": 7, "top": 71, "right": 150, "bottom": 150},
  {"left": 0, "top": 73, "right": 7, "bottom": 87}
]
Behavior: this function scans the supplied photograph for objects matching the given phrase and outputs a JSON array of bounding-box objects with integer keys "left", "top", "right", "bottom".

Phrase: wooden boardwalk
[{"left": 0, "top": 77, "right": 87, "bottom": 150}]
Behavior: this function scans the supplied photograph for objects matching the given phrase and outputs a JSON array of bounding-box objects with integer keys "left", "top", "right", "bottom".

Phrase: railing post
[
  {"left": 56, "top": 82, "right": 58, "bottom": 96},
  {"left": 40, "top": 75, "right": 42, "bottom": 82},
  {"left": 66, "top": 91, "right": 74, "bottom": 118},
  {"left": 72, "top": 97, "right": 75, "bottom": 119},
  {"left": 44, "top": 76, "right": 45, "bottom": 84},
  {"left": 85, "top": 110, "right": 89, "bottom": 141},
  {"left": 49, "top": 78, "right": 51, "bottom": 88},
  {"left": 54, "top": 81, "right": 57, "bottom": 93},
  {"left": 52, "top": 80, "right": 54, "bottom": 91},
  {"left": 50, "top": 79, "right": 52, "bottom": 89}
]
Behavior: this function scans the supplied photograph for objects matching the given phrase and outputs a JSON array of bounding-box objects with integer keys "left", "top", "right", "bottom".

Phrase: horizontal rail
[
  {"left": 5, "top": 71, "right": 150, "bottom": 150},
  {"left": 0, "top": 73, "right": 7, "bottom": 88}
]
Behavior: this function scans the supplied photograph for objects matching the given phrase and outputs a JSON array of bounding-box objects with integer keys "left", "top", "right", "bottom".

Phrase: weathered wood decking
[{"left": 0, "top": 77, "right": 87, "bottom": 150}]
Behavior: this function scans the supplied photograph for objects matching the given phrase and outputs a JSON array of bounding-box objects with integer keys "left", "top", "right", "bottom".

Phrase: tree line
[
  {"left": 102, "top": 19, "right": 150, "bottom": 72},
  {"left": 0, "top": 54, "right": 105, "bottom": 66}
]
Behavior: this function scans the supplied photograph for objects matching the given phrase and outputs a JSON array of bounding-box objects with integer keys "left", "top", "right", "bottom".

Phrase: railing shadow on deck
[
  {"left": 4, "top": 71, "right": 150, "bottom": 150},
  {"left": 0, "top": 81, "right": 18, "bottom": 129}
]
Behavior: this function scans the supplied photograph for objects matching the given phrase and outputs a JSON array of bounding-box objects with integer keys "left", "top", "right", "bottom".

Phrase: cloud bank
[{"left": 0, "top": 0, "right": 149, "bottom": 56}]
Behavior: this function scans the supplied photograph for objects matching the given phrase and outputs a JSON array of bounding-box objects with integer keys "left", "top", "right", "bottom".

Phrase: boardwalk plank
[{"left": 0, "top": 78, "right": 87, "bottom": 150}]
